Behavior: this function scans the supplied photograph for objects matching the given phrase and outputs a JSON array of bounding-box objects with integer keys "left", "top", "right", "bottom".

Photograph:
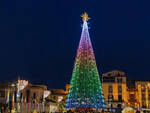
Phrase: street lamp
[{"left": 11, "top": 79, "right": 20, "bottom": 112}]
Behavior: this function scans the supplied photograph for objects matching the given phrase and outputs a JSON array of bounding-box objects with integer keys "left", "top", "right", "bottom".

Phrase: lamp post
[
  {"left": 11, "top": 78, "right": 20, "bottom": 113},
  {"left": 16, "top": 79, "right": 20, "bottom": 112},
  {"left": 11, "top": 83, "right": 16, "bottom": 112}
]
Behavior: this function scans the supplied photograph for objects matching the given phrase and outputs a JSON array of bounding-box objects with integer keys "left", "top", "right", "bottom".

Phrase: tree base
[{"left": 74, "top": 107, "right": 96, "bottom": 112}]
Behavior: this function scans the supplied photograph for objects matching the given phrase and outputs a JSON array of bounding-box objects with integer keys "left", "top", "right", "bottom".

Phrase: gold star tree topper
[{"left": 81, "top": 12, "right": 90, "bottom": 21}]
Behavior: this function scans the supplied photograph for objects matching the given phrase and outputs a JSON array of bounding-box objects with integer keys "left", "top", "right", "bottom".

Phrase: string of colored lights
[{"left": 66, "top": 13, "right": 105, "bottom": 110}]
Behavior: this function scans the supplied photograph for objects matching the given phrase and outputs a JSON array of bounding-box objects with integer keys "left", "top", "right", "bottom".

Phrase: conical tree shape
[{"left": 66, "top": 13, "right": 105, "bottom": 110}]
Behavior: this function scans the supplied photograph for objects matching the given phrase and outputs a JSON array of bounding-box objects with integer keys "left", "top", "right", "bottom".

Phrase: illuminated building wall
[
  {"left": 48, "top": 89, "right": 67, "bottom": 104},
  {"left": 101, "top": 71, "right": 150, "bottom": 109},
  {"left": 126, "top": 82, "right": 139, "bottom": 108},
  {"left": 0, "top": 80, "right": 48, "bottom": 104},
  {"left": 101, "top": 70, "right": 128, "bottom": 108},
  {"left": 136, "top": 81, "right": 150, "bottom": 108}
]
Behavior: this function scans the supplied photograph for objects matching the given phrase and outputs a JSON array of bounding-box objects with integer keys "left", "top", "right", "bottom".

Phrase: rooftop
[{"left": 102, "top": 70, "right": 125, "bottom": 77}]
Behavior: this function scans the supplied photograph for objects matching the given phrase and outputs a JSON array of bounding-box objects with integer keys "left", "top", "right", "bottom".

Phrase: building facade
[
  {"left": 101, "top": 70, "right": 150, "bottom": 110},
  {"left": 0, "top": 79, "right": 48, "bottom": 105},
  {"left": 136, "top": 81, "right": 150, "bottom": 108},
  {"left": 0, "top": 78, "right": 55, "bottom": 112},
  {"left": 101, "top": 70, "right": 128, "bottom": 109}
]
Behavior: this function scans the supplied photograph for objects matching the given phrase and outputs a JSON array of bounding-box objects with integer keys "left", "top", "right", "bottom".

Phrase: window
[
  {"left": 130, "top": 94, "right": 134, "bottom": 100},
  {"left": 117, "top": 104, "right": 122, "bottom": 108},
  {"left": 117, "top": 78, "right": 122, "bottom": 83},
  {"left": 141, "top": 84, "right": 146, "bottom": 92},
  {"left": 0, "top": 90, "right": 5, "bottom": 97},
  {"left": 33, "top": 93, "right": 36, "bottom": 99},
  {"left": 53, "top": 96, "right": 56, "bottom": 100},
  {"left": 118, "top": 85, "right": 122, "bottom": 93},
  {"left": 108, "top": 95, "right": 113, "bottom": 101},
  {"left": 26, "top": 90, "right": 30, "bottom": 102},
  {"left": 118, "top": 95, "right": 122, "bottom": 101},
  {"left": 142, "top": 94, "right": 145, "bottom": 100},
  {"left": 142, "top": 102, "right": 146, "bottom": 108},
  {"left": 148, "top": 94, "right": 150, "bottom": 101},
  {"left": 108, "top": 85, "right": 113, "bottom": 93}
]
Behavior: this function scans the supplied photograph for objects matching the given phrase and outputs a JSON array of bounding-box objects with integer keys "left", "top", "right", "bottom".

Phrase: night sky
[{"left": 0, "top": 0, "right": 150, "bottom": 89}]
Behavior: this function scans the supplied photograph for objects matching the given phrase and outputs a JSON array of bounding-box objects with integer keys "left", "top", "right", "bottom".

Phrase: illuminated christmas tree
[{"left": 66, "top": 13, "right": 105, "bottom": 110}]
